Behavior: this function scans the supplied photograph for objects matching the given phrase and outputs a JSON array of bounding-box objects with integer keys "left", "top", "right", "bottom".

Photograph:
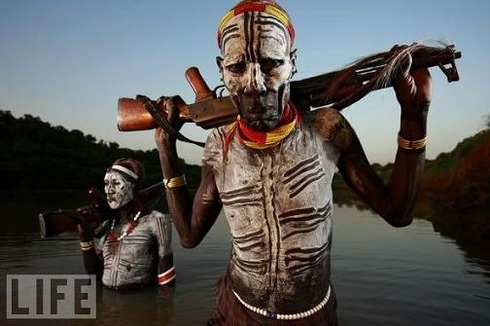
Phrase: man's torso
[
  {"left": 204, "top": 116, "right": 340, "bottom": 312},
  {"left": 98, "top": 211, "right": 170, "bottom": 289}
]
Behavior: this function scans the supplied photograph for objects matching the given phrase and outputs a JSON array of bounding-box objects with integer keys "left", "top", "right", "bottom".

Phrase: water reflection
[
  {"left": 331, "top": 205, "right": 490, "bottom": 326},
  {"left": 1, "top": 192, "right": 489, "bottom": 325},
  {"left": 95, "top": 285, "right": 175, "bottom": 326},
  {"left": 424, "top": 208, "right": 490, "bottom": 284},
  {"left": 338, "top": 198, "right": 490, "bottom": 283}
]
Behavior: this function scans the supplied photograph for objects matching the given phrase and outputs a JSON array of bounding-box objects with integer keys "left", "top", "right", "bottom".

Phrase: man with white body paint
[
  {"left": 155, "top": 0, "right": 431, "bottom": 324},
  {"left": 78, "top": 157, "right": 176, "bottom": 290}
]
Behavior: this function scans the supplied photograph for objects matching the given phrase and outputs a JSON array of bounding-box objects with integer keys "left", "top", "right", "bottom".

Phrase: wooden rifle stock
[
  {"left": 117, "top": 43, "right": 461, "bottom": 132},
  {"left": 38, "top": 182, "right": 165, "bottom": 239},
  {"left": 117, "top": 67, "right": 237, "bottom": 131}
]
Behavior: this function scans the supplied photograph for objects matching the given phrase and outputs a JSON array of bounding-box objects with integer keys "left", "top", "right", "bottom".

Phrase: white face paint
[
  {"left": 104, "top": 171, "right": 135, "bottom": 209},
  {"left": 217, "top": 10, "right": 296, "bottom": 130}
]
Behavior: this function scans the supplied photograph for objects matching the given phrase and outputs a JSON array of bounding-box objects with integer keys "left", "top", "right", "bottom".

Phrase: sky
[{"left": 1, "top": 0, "right": 489, "bottom": 165}]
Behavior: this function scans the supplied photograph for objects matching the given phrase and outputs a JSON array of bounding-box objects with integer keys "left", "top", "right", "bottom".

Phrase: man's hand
[
  {"left": 77, "top": 223, "right": 95, "bottom": 242},
  {"left": 391, "top": 48, "right": 432, "bottom": 120},
  {"left": 76, "top": 206, "right": 96, "bottom": 241},
  {"left": 154, "top": 96, "right": 186, "bottom": 150}
]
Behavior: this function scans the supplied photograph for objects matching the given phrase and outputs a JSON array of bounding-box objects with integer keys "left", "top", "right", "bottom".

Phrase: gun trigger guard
[
  {"left": 213, "top": 85, "right": 227, "bottom": 98},
  {"left": 438, "top": 59, "right": 459, "bottom": 83}
]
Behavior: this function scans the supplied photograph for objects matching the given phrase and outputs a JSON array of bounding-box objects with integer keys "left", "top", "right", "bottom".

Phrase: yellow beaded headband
[{"left": 217, "top": 1, "right": 295, "bottom": 49}]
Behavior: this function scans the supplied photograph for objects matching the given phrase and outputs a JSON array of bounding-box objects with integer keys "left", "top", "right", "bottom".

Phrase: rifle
[
  {"left": 38, "top": 181, "right": 165, "bottom": 239},
  {"left": 117, "top": 42, "right": 461, "bottom": 140}
]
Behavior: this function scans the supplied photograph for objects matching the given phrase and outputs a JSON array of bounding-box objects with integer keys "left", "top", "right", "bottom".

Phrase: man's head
[
  {"left": 216, "top": 0, "right": 297, "bottom": 131},
  {"left": 104, "top": 158, "right": 145, "bottom": 209}
]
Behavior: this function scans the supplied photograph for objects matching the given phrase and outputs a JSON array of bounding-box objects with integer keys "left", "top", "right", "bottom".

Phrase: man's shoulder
[
  {"left": 203, "top": 125, "right": 230, "bottom": 156},
  {"left": 141, "top": 210, "right": 170, "bottom": 222},
  {"left": 308, "top": 108, "right": 353, "bottom": 150},
  {"left": 206, "top": 125, "right": 230, "bottom": 143}
]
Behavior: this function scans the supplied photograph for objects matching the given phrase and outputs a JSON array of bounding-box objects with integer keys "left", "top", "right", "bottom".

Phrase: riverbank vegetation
[
  {"left": 2, "top": 110, "right": 488, "bottom": 240},
  {"left": 419, "top": 120, "right": 490, "bottom": 241},
  {"left": 333, "top": 116, "right": 490, "bottom": 241},
  {"left": 0, "top": 110, "right": 200, "bottom": 191}
]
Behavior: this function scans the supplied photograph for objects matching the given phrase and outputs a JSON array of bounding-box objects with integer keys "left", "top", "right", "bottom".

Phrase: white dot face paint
[{"left": 104, "top": 171, "right": 135, "bottom": 209}]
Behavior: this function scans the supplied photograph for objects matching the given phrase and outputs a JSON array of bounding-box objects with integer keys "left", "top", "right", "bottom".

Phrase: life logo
[{"left": 6, "top": 274, "right": 96, "bottom": 319}]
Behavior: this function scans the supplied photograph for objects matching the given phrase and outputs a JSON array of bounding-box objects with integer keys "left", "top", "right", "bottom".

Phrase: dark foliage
[
  {"left": 419, "top": 126, "right": 490, "bottom": 241},
  {"left": 0, "top": 110, "right": 201, "bottom": 191}
]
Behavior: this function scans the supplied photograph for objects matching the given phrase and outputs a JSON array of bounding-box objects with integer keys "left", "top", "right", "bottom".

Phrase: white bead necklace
[
  {"left": 109, "top": 211, "right": 142, "bottom": 241},
  {"left": 232, "top": 285, "right": 331, "bottom": 320}
]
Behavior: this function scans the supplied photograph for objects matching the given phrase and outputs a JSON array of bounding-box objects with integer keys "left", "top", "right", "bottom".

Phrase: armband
[
  {"left": 164, "top": 175, "right": 187, "bottom": 189},
  {"left": 398, "top": 133, "right": 427, "bottom": 150}
]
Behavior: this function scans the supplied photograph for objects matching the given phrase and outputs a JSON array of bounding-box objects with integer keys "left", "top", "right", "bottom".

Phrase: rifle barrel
[{"left": 291, "top": 44, "right": 461, "bottom": 109}]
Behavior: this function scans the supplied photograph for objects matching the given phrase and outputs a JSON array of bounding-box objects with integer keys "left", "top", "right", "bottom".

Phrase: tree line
[
  {"left": 0, "top": 110, "right": 201, "bottom": 191},
  {"left": 2, "top": 109, "right": 488, "bottom": 240}
]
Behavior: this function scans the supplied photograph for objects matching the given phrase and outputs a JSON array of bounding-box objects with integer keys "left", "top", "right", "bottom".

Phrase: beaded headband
[
  {"left": 110, "top": 164, "right": 139, "bottom": 181},
  {"left": 217, "top": 1, "right": 295, "bottom": 49}
]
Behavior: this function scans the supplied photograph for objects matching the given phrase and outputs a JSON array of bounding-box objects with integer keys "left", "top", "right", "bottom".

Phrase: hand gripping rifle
[
  {"left": 117, "top": 43, "right": 461, "bottom": 146},
  {"left": 38, "top": 182, "right": 165, "bottom": 239}
]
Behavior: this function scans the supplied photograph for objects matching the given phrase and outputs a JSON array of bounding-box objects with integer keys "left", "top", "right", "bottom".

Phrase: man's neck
[{"left": 118, "top": 201, "right": 139, "bottom": 223}]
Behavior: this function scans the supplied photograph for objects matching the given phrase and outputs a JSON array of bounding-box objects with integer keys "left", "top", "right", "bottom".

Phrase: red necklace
[{"left": 224, "top": 103, "right": 299, "bottom": 153}]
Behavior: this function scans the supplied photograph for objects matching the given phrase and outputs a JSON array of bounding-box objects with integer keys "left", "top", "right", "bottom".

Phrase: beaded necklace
[
  {"left": 107, "top": 211, "right": 142, "bottom": 242},
  {"left": 224, "top": 103, "right": 299, "bottom": 153}
]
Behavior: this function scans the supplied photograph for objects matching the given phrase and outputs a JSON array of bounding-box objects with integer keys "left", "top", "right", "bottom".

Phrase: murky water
[{"left": 0, "top": 192, "right": 489, "bottom": 325}]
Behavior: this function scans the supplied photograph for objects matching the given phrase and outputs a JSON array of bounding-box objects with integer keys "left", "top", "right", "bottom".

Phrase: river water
[{"left": 0, "top": 192, "right": 489, "bottom": 325}]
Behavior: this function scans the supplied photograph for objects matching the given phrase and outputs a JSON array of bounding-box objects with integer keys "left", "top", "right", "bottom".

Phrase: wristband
[{"left": 80, "top": 240, "right": 94, "bottom": 251}]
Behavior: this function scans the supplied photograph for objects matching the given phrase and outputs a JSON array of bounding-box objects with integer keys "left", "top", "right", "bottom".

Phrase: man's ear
[
  {"left": 290, "top": 48, "right": 298, "bottom": 77},
  {"left": 216, "top": 56, "right": 224, "bottom": 82},
  {"left": 131, "top": 181, "right": 139, "bottom": 200},
  {"left": 216, "top": 57, "right": 223, "bottom": 72},
  {"left": 216, "top": 56, "right": 224, "bottom": 72}
]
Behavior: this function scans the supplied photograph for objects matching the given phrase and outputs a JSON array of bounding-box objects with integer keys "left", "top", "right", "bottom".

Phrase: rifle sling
[{"left": 140, "top": 98, "right": 205, "bottom": 148}]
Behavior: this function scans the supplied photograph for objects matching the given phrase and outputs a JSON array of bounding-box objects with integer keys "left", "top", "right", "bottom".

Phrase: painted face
[
  {"left": 104, "top": 171, "right": 135, "bottom": 209},
  {"left": 217, "top": 10, "right": 296, "bottom": 131}
]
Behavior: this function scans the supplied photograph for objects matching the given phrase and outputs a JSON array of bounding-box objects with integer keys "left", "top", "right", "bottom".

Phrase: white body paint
[
  {"left": 98, "top": 211, "right": 173, "bottom": 289},
  {"left": 217, "top": 6, "right": 296, "bottom": 130},
  {"left": 219, "top": 13, "right": 294, "bottom": 94},
  {"left": 204, "top": 116, "right": 340, "bottom": 312},
  {"left": 104, "top": 171, "right": 135, "bottom": 209}
]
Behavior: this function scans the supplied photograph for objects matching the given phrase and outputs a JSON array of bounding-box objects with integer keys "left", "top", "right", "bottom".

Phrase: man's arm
[
  {"left": 155, "top": 97, "right": 222, "bottom": 248},
  {"left": 77, "top": 225, "right": 103, "bottom": 278},
  {"left": 152, "top": 213, "right": 175, "bottom": 286},
  {"left": 314, "top": 69, "right": 431, "bottom": 227}
]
